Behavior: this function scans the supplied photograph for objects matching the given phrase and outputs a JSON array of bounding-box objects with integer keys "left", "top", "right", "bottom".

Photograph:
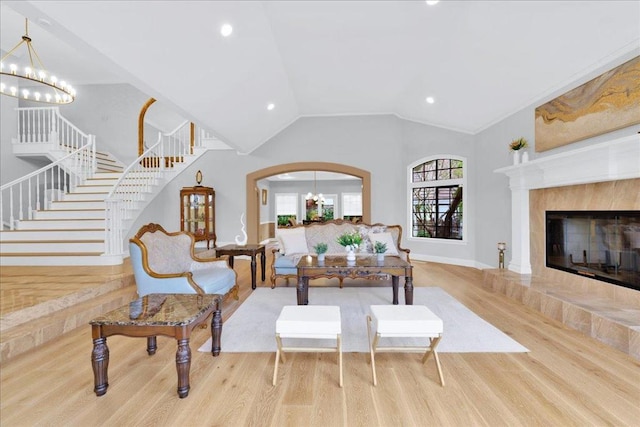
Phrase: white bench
[
  {"left": 273, "top": 305, "right": 343, "bottom": 387},
  {"left": 367, "top": 305, "right": 444, "bottom": 386}
]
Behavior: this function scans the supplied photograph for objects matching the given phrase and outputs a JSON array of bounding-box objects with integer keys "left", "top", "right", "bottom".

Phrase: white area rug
[{"left": 198, "top": 287, "right": 529, "bottom": 353}]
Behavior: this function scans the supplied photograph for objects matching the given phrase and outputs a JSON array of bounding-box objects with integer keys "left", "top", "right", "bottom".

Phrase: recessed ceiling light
[
  {"left": 220, "top": 23, "right": 233, "bottom": 37},
  {"left": 426, "top": 1, "right": 440, "bottom": 5},
  {"left": 426, "top": 96, "right": 435, "bottom": 104},
  {"left": 267, "top": 103, "right": 275, "bottom": 111}
]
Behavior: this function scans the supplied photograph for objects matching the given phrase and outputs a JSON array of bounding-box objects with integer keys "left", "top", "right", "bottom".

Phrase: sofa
[
  {"left": 271, "top": 219, "right": 410, "bottom": 287},
  {"left": 129, "top": 223, "right": 239, "bottom": 300}
]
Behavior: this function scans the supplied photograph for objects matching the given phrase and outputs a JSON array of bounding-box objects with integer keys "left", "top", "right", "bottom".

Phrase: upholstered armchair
[{"left": 129, "top": 223, "right": 239, "bottom": 299}]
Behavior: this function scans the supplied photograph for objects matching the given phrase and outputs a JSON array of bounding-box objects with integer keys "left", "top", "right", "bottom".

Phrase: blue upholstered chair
[{"left": 129, "top": 223, "right": 239, "bottom": 299}]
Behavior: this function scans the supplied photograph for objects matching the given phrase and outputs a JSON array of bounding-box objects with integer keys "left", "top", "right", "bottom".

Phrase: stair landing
[{"left": 0, "top": 261, "right": 137, "bottom": 362}]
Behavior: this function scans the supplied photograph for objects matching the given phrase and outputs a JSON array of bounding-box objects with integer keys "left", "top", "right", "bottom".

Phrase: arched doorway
[
  {"left": 246, "top": 162, "right": 371, "bottom": 243},
  {"left": 138, "top": 98, "right": 156, "bottom": 155}
]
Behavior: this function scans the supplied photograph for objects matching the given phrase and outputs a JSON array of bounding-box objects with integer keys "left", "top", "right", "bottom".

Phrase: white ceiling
[{"left": 2, "top": 1, "right": 639, "bottom": 154}]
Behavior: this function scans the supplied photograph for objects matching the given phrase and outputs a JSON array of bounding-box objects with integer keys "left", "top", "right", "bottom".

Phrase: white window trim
[
  {"left": 275, "top": 193, "right": 298, "bottom": 230},
  {"left": 342, "top": 192, "right": 363, "bottom": 218},
  {"left": 406, "top": 155, "right": 468, "bottom": 243}
]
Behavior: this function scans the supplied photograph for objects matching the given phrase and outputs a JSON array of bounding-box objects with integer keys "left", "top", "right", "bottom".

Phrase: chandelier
[
  {"left": 1, "top": 19, "right": 76, "bottom": 104},
  {"left": 305, "top": 171, "right": 325, "bottom": 203}
]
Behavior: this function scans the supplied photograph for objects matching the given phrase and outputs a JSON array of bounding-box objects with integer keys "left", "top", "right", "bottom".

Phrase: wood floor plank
[{"left": 1, "top": 255, "right": 639, "bottom": 426}]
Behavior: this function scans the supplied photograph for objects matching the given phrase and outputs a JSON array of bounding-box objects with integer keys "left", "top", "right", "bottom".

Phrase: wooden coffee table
[
  {"left": 215, "top": 244, "right": 266, "bottom": 290},
  {"left": 296, "top": 255, "right": 413, "bottom": 305},
  {"left": 89, "top": 293, "right": 222, "bottom": 399}
]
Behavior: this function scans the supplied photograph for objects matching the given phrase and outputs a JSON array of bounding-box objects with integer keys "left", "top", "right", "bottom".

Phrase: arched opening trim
[
  {"left": 138, "top": 98, "right": 156, "bottom": 156},
  {"left": 246, "top": 162, "right": 371, "bottom": 244}
]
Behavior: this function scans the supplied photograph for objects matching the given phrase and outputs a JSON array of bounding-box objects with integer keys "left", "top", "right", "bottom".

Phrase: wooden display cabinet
[{"left": 180, "top": 186, "right": 216, "bottom": 249}]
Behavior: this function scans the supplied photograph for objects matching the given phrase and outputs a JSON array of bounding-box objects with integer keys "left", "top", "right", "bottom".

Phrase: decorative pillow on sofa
[
  {"left": 277, "top": 227, "right": 308, "bottom": 255},
  {"left": 368, "top": 231, "right": 399, "bottom": 255},
  {"left": 358, "top": 224, "right": 386, "bottom": 253}
]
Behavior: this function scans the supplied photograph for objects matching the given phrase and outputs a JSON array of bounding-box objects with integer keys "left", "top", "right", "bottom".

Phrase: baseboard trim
[{"left": 410, "top": 253, "right": 493, "bottom": 270}]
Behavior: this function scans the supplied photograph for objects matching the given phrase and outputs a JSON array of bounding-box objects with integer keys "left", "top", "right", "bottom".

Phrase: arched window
[{"left": 408, "top": 156, "right": 465, "bottom": 240}]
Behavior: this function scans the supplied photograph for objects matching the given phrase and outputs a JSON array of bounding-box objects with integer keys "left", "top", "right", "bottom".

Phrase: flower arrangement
[
  {"left": 313, "top": 242, "right": 328, "bottom": 255},
  {"left": 336, "top": 231, "right": 363, "bottom": 250},
  {"left": 509, "top": 137, "right": 528, "bottom": 151},
  {"left": 373, "top": 241, "right": 388, "bottom": 254}
]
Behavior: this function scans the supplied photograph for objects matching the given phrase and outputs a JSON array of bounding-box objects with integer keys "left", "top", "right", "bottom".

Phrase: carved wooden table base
[
  {"left": 90, "top": 294, "right": 222, "bottom": 398},
  {"left": 296, "top": 256, "right": 413, "bottom": 305}
]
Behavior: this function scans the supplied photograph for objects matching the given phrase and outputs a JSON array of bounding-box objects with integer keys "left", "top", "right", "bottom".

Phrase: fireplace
[
  {"left": 546, "top": 211, "right": 640, "bottom": 291},
  {"left": 495, "top": 134, "right": 639, "bottom": 275}
]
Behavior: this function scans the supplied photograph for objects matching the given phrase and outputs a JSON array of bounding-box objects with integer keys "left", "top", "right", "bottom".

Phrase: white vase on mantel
[
  {"left": 521, "top": 151, "right": 529, "bottom": 163},
  {"left": 512, "top": 150, "right": 521, "bottom": 165}
]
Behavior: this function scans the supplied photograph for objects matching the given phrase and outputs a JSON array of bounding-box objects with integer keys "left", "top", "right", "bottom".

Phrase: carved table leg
[
  {"left": 176, "top": 338, "right": 191, "bottom": 398},
  {"left": 211, "top": 308, "right": 222, "bottom": 356},
  {"left": 92, "top": 336, "right": 110, "bottom": 396},
  {"left": 260, "top": 250, "right": 266, "bottom": 282},
  {"left": 250, "top": 254, "right": 257, "bottom": 290},
  {"left": 147, "top": 336, "right": 157, "bottom": 355},
  {"left": 405, "top": 276, "right": 414, "bottom": 305},
  {"left": 392, "top": 275, "right": 399, "bottom": 305},
  {"left": 228, "top": 255, "right": 235, "bottom": 269}
]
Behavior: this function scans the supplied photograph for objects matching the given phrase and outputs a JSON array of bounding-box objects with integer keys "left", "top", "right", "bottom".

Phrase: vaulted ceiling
[{"left": 2, "top": 1, "right": 639, "bottom": 154}]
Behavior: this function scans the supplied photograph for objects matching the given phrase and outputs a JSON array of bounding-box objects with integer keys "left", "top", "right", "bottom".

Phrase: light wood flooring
[{"left": 1, "top": 257, "right": 639, "bottom": 426}]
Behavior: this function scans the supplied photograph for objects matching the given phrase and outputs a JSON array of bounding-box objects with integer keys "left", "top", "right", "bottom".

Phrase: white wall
[
  {"left": 259, "top": 181, "right": 271, "bottom": 223},
  {"left": 127, "top": 114, "right": 482, "bottom": 269},
  {"left": 473, "top": 47, "right": 640, "bottom": 269},
  {"left": 400, "top": 120, "right": 476, "bottom": 265},
  {"left": 5, "top": 52, "right": 638, "bottom": 267}
]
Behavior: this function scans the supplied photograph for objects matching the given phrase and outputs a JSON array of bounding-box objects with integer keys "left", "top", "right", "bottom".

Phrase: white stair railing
[
  {"left": 16, "top": 107, "right": 96, "bottom": 168},
  {"left": 104, "top": 121, "right": 193, "bottom": 255},
  {"left": 0, "top": 140, "right": 96, "bottom": 230}
]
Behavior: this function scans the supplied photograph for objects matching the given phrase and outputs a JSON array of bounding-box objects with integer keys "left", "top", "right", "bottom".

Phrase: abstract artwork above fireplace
[{"left": 534, "top": 55, "right": 640, "bottom": 152}]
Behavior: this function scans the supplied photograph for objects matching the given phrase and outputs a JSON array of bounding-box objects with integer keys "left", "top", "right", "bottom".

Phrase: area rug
[{"left": 198, "top": 287, "right": 529, "bottom": 353}]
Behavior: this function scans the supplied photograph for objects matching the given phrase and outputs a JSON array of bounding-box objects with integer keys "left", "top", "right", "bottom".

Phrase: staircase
[
  {"left": 2, "top": 172, "right": 125, "bottom": 266},
  {"left": 0, "top": 107, "right": 215, "bottom": 266}
]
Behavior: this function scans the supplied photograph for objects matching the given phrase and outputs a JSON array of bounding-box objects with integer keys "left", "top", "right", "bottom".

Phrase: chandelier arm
[
  {"left": 1, "top": 40, "right": 27, "bottom": 62},
  {"left": 26, "top": 43, "right": 37, "bottom": 70},
  {"left": 27, "top": 42, "right": 49, "bottom": 73}
]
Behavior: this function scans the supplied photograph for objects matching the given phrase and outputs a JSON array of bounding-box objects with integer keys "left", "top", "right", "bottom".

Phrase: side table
[
  {"left": 216, "top": 244, "right": 266, "bottom": 290},
  {"left": 89, "top": 293, "right": 222, "bottom": 399}
]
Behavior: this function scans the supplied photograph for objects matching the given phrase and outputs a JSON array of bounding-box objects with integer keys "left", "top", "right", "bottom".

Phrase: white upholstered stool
[
  {"left": 273, "top": 305, "right": 343, "bottom": 387},
  {"left": 367, "top": 305, "right": 444, "bottom": 386}
]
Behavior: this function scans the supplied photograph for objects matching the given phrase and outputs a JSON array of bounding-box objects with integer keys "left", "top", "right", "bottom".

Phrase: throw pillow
[
  {"left": 277, "top": 227, "right": 308, "bottom": 255},
  {"left": 368, "top": 231, "right": 399, "bottom": 255}
]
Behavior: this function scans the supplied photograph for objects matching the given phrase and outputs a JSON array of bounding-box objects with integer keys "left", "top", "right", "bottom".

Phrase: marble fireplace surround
[
  {"left": 495, "top": 134, "right": 639, "bottom": 277},
  {"left": 491, "top": 134, "right": 639, "bottom": 358}
]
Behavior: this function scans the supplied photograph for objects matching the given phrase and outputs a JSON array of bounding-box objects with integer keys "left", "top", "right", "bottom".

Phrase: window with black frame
[{"left": 409, "top": 158, "right": 464, "bottom": 240}]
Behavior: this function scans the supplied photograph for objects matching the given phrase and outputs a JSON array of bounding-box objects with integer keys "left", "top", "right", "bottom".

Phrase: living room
[{"left": 1, "top": 1, "right": 639, "bottom": 425}]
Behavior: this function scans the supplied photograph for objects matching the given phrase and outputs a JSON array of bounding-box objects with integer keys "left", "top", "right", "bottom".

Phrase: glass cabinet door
[{"left": 180, "top": 186, "right": 216, "bottom": 249}]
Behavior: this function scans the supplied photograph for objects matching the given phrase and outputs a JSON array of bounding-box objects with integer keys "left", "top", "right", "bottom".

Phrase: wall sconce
[{"left": 497, "top": 242, "right": 506, "bottom": 269}]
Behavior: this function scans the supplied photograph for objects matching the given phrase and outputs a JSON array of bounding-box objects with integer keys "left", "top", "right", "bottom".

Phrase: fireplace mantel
[{"left": 495, "top": 134, "right": 640, "bottom": 274}]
